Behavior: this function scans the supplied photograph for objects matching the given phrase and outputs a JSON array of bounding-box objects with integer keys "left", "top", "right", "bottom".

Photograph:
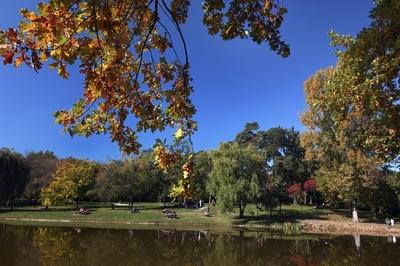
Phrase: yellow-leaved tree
[
  {"left": 40, "top": 158, "right": 98, "bottom": 209},
  {"left": 301, "top": 0, "right": 400, "bottom": 223}
]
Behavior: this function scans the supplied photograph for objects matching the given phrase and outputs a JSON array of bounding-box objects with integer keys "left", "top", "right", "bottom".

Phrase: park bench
[
  {"left": 111, "top": 202, "right": 131, "bottom": 210},
  {"left": 111, "top": 203, "right": 140, "bottom": 213}
]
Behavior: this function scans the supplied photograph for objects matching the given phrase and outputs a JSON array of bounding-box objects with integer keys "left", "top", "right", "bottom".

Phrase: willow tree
[
  {"left": 0, "top": 0, "right": 289, "bottom": 165},
  {"left": 208, "top": 142, "right": 266, "bottom": 218}
]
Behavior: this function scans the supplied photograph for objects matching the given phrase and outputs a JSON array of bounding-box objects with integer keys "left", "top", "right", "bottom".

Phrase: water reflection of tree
[
  {"left": 0, "top": 225, "right": 41, "bottom": 266},
  {"left": 315, "top": 236, "right": 400, "bottom": 266},
  {"left": 32, "top": 227, "right": 87, "bottom": 266},
  {"left": 1, "top": 225, "right": 400, "bottom": 266}
]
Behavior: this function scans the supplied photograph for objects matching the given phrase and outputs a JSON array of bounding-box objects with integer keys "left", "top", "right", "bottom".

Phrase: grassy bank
[
  {"left": 0, "top": 203, "right": 324, "bottom": 226},
  {"left": 0, "top": 203, "right": 398, "bottom": 235}
]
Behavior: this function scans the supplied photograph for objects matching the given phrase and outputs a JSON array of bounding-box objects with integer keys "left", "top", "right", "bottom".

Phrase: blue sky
[{"left": 0, "top": 1, "right": 373, "bottom": 161}]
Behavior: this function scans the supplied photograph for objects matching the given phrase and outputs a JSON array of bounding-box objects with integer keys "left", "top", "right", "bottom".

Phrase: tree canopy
[
  {"left": 325, "top": 0, "right": 399, "bottom": 166},
  {"left": 208, "top": 142, "right": 266, "bottom": 218},
  {"left": 40, "top": 158, "right": 98, "bottom": 207},
  {"left": 23, "top": 151, "right": 58, "bottom": 201},
  {"left": 93, "top": 151, "right": 164, "bottom": 203},
  {"left": 0, "top": 148, "right": 29, "bottom": 207},
  {"left": 300, "top": 0, "right": 400, "bottom": 220},
  {"left": 0, "top": 0, "right": 289, "bottom": 156},
  {"left": 301, "top": 68, "right": 382, "bottom": 218},
  {"left": 236, "top": 123, "right": 310, "bottom": 185}
]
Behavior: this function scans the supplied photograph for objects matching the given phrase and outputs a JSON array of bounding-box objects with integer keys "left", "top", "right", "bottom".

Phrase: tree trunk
[
  {"left": 304, "top": 192, "right": 307, "bottom": 205},
  {"left": 183, "top": 197, "right": 187, "bottom": 208},
  {"left": 239, "top": 199, "right": 245, "bottom": 218},
  {"left": 130, "top": 195, "right": 134, "bottom": 208},
  {"left": 269, "top": 208, "right": 272, "bottom": 217},
  {"left": 75, "top": 197, "right": 79, "bottom": 210},
  {"left": 352, "top": 198, "right": 359, "bottom": 223},
  {"left": 6, "top": 194, "right": 11, "bottom": 209},
  {"left": 279, "top": 202, "right": 282, "bottom": 215}
]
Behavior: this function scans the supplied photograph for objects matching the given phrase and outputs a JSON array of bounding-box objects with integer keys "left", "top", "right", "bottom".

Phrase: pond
[{"left": 0, "top": 223, "right": 399, "bottom": 265}]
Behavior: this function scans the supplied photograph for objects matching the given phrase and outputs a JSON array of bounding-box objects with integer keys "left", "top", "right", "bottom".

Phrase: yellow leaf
[
  {"left": 14, "top": 56, "right": 24, "bottom": 67},
  {"left": 58, "top": 64, "right": 69, "bottom": 79},
  {"left": 174, "top": 128, "right": 184, "bottom": 141},
  {"left": 40, "top": 52, "right": 47, "bottom": 62}
]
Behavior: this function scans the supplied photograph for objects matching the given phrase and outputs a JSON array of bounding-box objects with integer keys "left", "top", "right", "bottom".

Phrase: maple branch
[
  {"left": 160, "top": 0, "right": 189, "bottom": 66},
  {"left": 92, "top": 0, "right": 104, "bottom": 76},
  {"left": 78, "top": 98, "right": 99, "bottom": 121},
  {"left": 113, "top": 0, "right": 159, "bottom": 111},
  {"left": 50, "top": 14, "right": 94, "bottom": 51},
  {"left": 145, "top": 44, "right": 157, "bottom": 69},
  {"left": 56, "top": 0, "right": 81, "bottom": 22},
  {"left": 122, "top": 1, "right": 148, "bottom": 25},
  {"left": 133, "top": 0, "right": 159, "bottom": 85},
  {"left": 156, "top": 20, "right": 183, "bottom": 67},
  {"left": 124, "top": 0, "right": 155, "bottom": 52}
]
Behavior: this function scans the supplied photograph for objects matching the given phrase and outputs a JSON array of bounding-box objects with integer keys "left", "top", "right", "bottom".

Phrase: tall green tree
[
  {"left": 192, "top": 151, "right": 213, "bottom": 201},
  {"left": 23, "top": 151, "right": 58, "bottom": 201},
  {"left": 236, "top": 123, "right": 310, "bottom": 185},
  {"left": 93, "top": 160, "right": 130, "bottom": 203},
  {"left": 93, "top": 151, "right": 165, "bottom": 203},
  {"left": 133, "top": 151, "right": 166, "bottom": 202},
  {"left": 208, "top": 142, "right": 266, "bottom": 218},
  {"left": 236, "top": 123, "right": 311, "bottom": 209},
  {"left": 369, "top": 170, "right": 400, "bottom": 215},
  {"left": 0, "top": 148, "right": 29, "bottom": 208}
]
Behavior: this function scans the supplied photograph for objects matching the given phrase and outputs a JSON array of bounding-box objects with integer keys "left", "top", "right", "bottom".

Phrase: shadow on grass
[
  {"left": 0, "top": 204, "right": 106, "bottom": 213},
  {"left": 329, "top": 209, "right": 387, "bottom": 224},
  {"left": 0, "top": 202, "right": 183, "bottom": 214},
  {"left": 231, "top": 208, "right": 329, "bottom": 226}
]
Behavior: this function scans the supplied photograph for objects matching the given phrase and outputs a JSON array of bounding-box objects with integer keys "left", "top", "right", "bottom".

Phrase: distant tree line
[{"left": 1, "top": 123, "right": 399, "bottom": 217}]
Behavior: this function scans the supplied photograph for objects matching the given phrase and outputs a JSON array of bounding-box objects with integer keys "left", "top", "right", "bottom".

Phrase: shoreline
[
  {"left": 1, "top": 216, "right": 400, "bottom": 237},
  {"left": 300, "top": 220, "right": 400, "bottom": 237}
]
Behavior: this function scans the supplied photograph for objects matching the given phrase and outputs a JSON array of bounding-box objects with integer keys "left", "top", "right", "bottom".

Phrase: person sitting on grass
[
  {"left": 78, "top": 207, "right": 90, "bottom": 215},
  {"left": 162, "top": 208, "right": 177, "bottom": 218}
]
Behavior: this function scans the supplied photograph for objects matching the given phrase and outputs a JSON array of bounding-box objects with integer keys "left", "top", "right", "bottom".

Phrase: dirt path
[{"left": 301, "top": 219, "right": 400, "bottom": 236}]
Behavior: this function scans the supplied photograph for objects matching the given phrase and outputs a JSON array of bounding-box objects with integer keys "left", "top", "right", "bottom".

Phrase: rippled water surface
[{"left": 1, "top": 223, "right": 399, "bottom": 265}]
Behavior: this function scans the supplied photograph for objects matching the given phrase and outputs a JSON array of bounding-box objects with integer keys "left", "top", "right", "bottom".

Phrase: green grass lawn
[{"left": 0, "top": 202, "right": 384, "bottom": 228}]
